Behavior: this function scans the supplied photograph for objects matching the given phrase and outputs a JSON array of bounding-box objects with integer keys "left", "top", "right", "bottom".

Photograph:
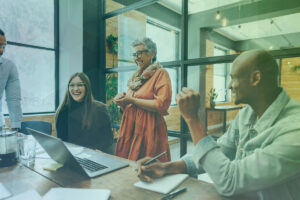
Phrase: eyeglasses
[
  {"left": 68, "top": 83, "right": 85, "bottom": 89},
  {"left": 132, "top": 50, "right": 148, "bottom": 58}
]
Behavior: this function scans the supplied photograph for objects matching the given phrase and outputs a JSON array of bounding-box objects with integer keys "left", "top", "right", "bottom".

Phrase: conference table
[{"left": 0, "top": 143, "right": 256, "bottom": 200}]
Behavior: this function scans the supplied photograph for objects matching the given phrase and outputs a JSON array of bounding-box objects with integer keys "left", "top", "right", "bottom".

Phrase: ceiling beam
[{"left": 235, "top": 32, "right": 300, "bottom": 51}]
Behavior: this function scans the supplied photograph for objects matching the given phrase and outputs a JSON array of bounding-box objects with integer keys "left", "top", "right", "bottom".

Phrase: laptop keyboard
[{"left": 75, "top": 156, "right": 108, "bottom": 172}]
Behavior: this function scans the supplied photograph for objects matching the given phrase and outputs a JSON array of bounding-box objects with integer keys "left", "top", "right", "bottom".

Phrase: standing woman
[
  {"left": 55, "top": 72, "right": 113, "bottom": 153},
  {"left": 114, "top": 37, "right": 172, "bottom": 161}
]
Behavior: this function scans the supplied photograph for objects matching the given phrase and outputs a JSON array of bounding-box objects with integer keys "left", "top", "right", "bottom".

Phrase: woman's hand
[
  {"left": 137, "top": 157, "right": 167, "bottom": 182},
  {"left": 114, "top": 93, "right": 133, "bottom": 107},
  {"left": 114, "top": 92, "right": 126, "bottom": 101}
]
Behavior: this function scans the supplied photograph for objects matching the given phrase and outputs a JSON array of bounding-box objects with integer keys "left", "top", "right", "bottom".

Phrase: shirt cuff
[
  {"left": 10, "top": 121, "right": 21, "bottom": 129},
  {"left": 182, "top": 154, "right": 198, "bottom": 178},
  {"left": 193, "top": 136, "right": 218, "bottom": 165}
]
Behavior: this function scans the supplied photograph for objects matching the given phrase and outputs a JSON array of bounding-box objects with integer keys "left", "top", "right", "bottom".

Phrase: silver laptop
[{"left": 27, "top": 128, "right": 129, "bottom": 178}]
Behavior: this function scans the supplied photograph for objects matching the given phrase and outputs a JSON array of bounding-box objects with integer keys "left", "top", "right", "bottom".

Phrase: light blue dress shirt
[
  {"left": 183, "top": 88, "right": 300, "bottom": 200},
  {"left": 0, "top": 57, "right": 22, "bottom": 128}
]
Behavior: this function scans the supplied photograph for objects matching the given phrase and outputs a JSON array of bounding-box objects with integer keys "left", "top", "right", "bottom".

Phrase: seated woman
[{"left": 55, "top": 72, "right": 113, "bottom": 153}]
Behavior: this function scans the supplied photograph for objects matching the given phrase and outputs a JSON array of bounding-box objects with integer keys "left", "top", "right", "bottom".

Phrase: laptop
[{"left": 27, "top": 128, "right": 129, "bottom": 178}]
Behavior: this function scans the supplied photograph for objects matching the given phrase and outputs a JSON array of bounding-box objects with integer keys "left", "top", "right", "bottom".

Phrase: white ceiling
[
  {"left": 215, "top": 13, "right": 300, "bottom": 41},
  {"left": 157, "top": 0, "right": 299, "bottom": 46},
  {"left": 158, "top": 0, "right": 247, "bottom": 14}
]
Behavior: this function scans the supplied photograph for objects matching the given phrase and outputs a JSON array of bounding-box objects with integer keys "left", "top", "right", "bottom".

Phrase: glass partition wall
[{"left": 102, "top": 0, "right": 300, "bottom": 157}]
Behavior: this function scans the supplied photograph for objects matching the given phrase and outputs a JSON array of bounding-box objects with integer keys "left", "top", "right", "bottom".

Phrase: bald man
[{"left": 137, "top": 50, "right": 300, "bottom": 200}]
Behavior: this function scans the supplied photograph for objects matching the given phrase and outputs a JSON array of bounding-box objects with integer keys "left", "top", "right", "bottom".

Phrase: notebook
[
  {"left": 0, "top": 183, "right": 11, "bottom": 199},
  {"left": 5, "top": 190, "right": 41, "bottom": 200},
  {"left": 134, "top": 174, "right": 188, "bottom": 194},
  {"left": 42, "top": 188, "right": 110, "bottom": 200},
  {"left": 198, "top": 173, "right": 214, "bottom": 184}
]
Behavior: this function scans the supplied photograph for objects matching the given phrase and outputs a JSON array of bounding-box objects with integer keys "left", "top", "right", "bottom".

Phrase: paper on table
[
  {"left": 198, "top": 173, "right": 214, "bottom": 184},
  {"left": 6, "top": 189, "right": 41, "bottom": 200},
  {"left": 43, "top": 160, "right": 63, "bottom": 172},
  {"left": 42, "top": 188, "right": 110, "bottom": 200},
  {"left": 0, "top": 183, "right": 11, "bottom": 200},
  {"left": 36, "top": 146, "right": 84, "bottom": 159},
  {"left": 134, "top": 174, "right": 188, "bottom": 194}
]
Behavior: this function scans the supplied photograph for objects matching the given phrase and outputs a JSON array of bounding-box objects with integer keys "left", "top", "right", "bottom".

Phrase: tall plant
[
  {"left": 106, "top": 34, "right": 118, "bottom": 67},
  {"left": 105, "top": 74, "right": 122, "bottom": 124}
]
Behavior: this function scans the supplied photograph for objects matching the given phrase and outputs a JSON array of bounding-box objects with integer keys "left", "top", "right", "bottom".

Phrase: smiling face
[
  {"left": 68, "top": 76, "right": 86, "bottom": 102},
  {"left": 133, "top": 44, "right": 153, "bottom": 70},
  {"left": 228, "top": 56, "right": 253, "bottom": 105}
]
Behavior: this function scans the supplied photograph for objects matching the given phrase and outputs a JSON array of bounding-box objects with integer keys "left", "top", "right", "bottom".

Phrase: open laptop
[{"left": 27, "top": 128, "right": 129, "bottom": 178}]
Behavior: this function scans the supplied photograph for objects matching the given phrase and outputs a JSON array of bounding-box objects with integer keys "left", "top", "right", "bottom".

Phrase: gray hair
[{"left": 132, "top": 37, "right": 157, "bottom": 62}]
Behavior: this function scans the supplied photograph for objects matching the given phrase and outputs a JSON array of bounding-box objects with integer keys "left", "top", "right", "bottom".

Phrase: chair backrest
[{"left": 21, "top": 120, "right": 52, "bottom": 135}]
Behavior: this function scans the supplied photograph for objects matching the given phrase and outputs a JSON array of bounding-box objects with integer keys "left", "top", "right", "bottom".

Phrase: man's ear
[{"left": 251, "top": 70, "right": 261, "bottom": 86}]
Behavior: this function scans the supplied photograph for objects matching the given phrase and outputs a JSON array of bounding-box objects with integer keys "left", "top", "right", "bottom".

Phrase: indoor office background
[{"left": 0, "top": 0, "right": 300, "bottom": 159}]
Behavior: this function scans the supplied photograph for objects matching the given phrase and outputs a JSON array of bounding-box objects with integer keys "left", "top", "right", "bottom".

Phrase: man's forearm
[
  {"left": 185, "top": 117, "right": 206, "bottom": 145},
  {"left": 164, "top": 160, "right": 188, "bottom": 175}
]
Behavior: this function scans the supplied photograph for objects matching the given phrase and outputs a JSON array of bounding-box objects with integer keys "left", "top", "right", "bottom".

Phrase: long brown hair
[{"left": 55, "top": 72, "right": 94, "bottom": 130}]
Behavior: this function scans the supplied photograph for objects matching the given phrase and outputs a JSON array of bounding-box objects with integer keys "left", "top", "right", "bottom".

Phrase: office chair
[{"left": 20, "top": 120, "right": 52, "bottom": 135}]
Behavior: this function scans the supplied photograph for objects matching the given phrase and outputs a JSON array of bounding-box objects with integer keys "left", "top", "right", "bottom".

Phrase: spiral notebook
[{"left": 134, "top": 174, "right": 188, "bottom": 194}]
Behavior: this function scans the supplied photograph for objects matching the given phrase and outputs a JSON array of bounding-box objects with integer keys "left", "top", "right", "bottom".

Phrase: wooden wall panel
[{"left": 281, "top": 58, "right": 300, "bottom": 102}]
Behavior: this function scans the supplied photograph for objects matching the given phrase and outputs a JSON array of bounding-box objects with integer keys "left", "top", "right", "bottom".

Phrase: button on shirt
[
  {"left": 0, "top": 57, "right": 22, "bottom": 128},
  {"left": 182, "top": 88, "right": 300, "bottom": 200}
]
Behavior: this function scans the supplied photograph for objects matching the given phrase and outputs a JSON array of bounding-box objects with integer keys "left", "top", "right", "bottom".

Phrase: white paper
[
  {"left": 0, "top": 183, "right": 11, "bottom": 199},
  {"left": 42, "top": 188, "right": 110, "bottom": 200},
  {"left": 134, "top": 174, "right": 188, "bottom": 194},
  {"left": 36, "top": 146, "right": 84, "bottom": 159},
  {"left": 6, "top": 189, "right": 41, "bottom": 200},
  {"left": 67, "top": 147, "right": 84, "bottom": 155},
  {"left": 198, "top": 173, "right": 214, "bottom": 184}
]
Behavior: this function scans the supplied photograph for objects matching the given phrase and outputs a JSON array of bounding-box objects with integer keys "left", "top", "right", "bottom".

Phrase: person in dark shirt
[{"left": 55, "top": 72, "right": 113, "bottom": 153}]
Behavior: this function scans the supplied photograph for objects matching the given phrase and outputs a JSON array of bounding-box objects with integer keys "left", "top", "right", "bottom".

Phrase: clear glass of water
[{"left": 18, "top": 134, "right": 36, "bottom": 167}]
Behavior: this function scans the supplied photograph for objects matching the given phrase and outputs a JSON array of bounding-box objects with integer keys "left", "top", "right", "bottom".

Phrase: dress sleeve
[{"left": 153, "top": 69, "right": 172, "bottom": 115}]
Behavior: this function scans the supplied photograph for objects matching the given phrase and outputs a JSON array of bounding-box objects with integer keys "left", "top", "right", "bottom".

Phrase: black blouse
[{"left": 56, "top": 100, "right": 113, "bottom": 153}]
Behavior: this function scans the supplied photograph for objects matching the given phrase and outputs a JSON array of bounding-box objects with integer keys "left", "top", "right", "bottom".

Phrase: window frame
[
  {"left": 3, "top": 0, "right": 59, "bottom": 116},
  {"left": 103, "top": 0, "right": 300, "bottom": 157}
]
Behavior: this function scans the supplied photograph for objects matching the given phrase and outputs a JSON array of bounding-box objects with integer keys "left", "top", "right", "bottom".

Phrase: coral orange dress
[{"left": 115, "top": 68, "right": 172, "bottom": 161}]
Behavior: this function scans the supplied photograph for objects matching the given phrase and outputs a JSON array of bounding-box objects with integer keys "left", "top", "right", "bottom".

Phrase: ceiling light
[
  {"left": 215, "top": 11, "right": 221, "bottom": 20},
  {"left": 221, "top": 18, "right": 228, "bottom": 27}
]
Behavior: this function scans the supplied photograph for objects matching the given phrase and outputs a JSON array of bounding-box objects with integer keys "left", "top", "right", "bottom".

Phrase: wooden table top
[{"left": 0, "top": 144, "right": 255, "bottom": 200}]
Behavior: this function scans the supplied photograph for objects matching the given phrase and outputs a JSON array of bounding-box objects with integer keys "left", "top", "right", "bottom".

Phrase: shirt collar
[{"left": 243, "top": 88, "right": 290, "bottom": 133}]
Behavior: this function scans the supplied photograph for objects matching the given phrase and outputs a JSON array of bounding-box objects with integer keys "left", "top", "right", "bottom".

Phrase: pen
[
  {"left": 161, "top": 188, "right": 187, "bottom": 200},
  {"left": 142, "top": 151, "right": 167, "bottom": 166}
]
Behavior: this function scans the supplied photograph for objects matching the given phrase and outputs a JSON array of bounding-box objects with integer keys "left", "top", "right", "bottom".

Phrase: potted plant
[
  {"left": 291, "top": 65, "right": 300, "bottom": 74},
  {"left": 106, "top": 34, "right": 118, "bottom": 67},
  {"left": 208, "top": 88, "right": 218, "bottom": 108}
]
